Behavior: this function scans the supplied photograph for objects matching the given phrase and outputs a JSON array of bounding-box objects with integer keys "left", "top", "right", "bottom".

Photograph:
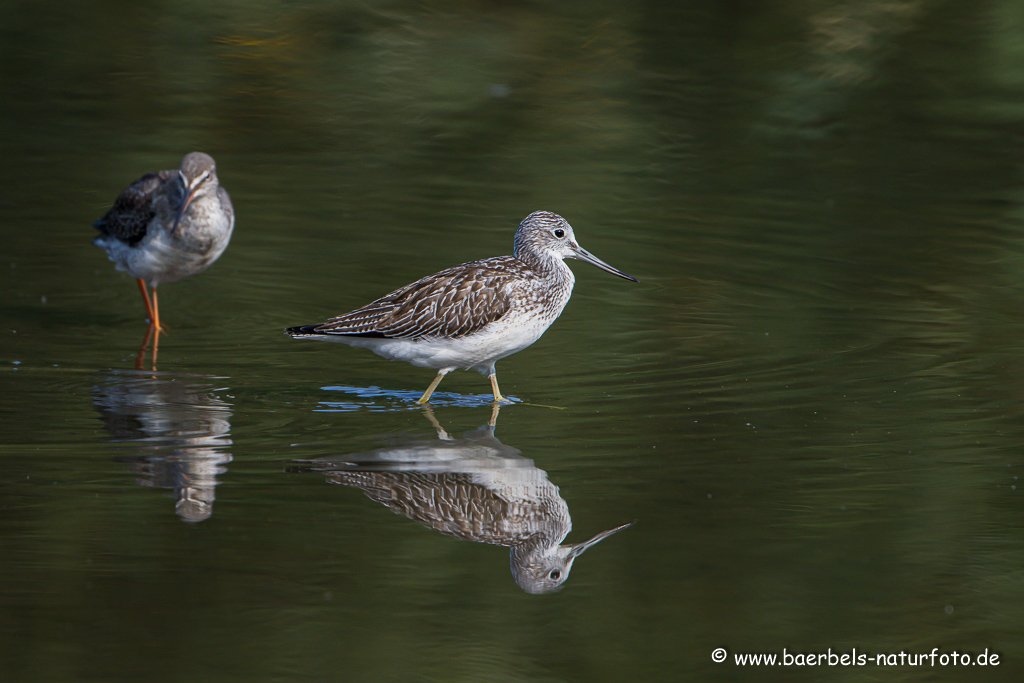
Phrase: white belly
[{"left": 309, "top": 305, "right": 561, "bottom": 374}]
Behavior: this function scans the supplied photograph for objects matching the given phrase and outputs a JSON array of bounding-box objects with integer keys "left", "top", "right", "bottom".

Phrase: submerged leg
[
  {"left": 135, "top": 325, "right": 154, "bottom": 371},
  {"left": 417, "top": 368, "right": 452, "bottom": 405},
  {"left": 420, "top": 403, "right": 452, "bottom": 440}
]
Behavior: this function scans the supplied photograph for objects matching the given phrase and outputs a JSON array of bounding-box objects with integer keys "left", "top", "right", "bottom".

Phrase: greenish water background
[{"left": 3, "top": 1, "right": 1024, "bottom": 681}]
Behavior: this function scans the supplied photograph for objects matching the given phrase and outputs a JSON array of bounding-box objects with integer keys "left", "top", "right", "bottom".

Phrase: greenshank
[{"left": 286, "top": 211, "right": 636, "bottom": 404}]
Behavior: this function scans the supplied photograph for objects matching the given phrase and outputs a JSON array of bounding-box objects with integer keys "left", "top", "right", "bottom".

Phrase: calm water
[{"left": 3, "top": 1, "right": 1024, "bottom": 681}]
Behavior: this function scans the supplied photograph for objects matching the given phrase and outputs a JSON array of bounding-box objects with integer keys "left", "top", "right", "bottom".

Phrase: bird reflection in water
[
  {"left": 92, "top": 370, "right": 233, "bottom": 523},
  {"left": 290, "top": 404, "right": 633, "bottom": 593}
]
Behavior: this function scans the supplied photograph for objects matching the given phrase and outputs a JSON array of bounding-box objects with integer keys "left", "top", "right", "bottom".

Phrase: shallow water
[{"left": 3, "top": 1, "right": 1024, "bottom": 681}]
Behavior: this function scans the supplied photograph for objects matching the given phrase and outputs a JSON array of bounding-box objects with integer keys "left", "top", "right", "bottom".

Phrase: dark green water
[{"left": 3, "top": 1, "right": 1024, "bottom": 681}]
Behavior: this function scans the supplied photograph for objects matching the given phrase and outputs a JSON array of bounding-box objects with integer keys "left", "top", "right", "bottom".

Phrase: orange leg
[
  {"left": 133, "top": 280, "right": 162, "bottom": 371},
  {"left": 151, "top": 285, "right": 162, "bottom": 333},
  {"left": 136, "top": 278, "right": 156, "bottom": 327},
  {"left": 135, "top": 278, "right": 167, "bottom": 333},
  {"left": 151, "top": 319, "right": 160, "bottom": 368}
]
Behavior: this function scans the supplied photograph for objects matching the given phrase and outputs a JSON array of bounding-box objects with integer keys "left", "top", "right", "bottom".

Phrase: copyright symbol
[{"left": 712, "top": 648, "right": 727, "bottom": 663}]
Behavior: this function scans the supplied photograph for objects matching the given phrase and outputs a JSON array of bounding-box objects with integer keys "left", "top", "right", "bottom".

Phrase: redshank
[{"left": 93, "top": 152, "right": 234, "bottom": 333}]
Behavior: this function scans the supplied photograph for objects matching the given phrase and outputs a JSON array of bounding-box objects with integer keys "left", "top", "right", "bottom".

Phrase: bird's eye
[
  {"left": 553, "top": 229, "right": 565, "bottom": 239},
  {"left": 549, "top": 570, "right": 561, "bottom": 580}
]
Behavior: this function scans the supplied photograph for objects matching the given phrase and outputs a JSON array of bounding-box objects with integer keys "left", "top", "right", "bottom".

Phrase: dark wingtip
[
  {"left": 285, "top": 325, "right": 322, "bottom": 337},
  {"left": 285, "top": 324, "right": 389, "bottom": 339}
]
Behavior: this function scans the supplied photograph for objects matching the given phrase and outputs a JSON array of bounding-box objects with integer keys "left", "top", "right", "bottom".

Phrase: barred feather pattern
[
  {"left": 308, "top": 256, "right": 563, "bottom": 341},
  {"left": 326, "top": 471, "right": 569, "bottom": 547}
]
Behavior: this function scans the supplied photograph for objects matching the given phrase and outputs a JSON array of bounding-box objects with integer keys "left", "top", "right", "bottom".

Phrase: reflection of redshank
[
  {"left": 92, "top": 371, "right": 234, "bottom": 524},
  {"left": 93, "top": 152, "right": 235, "bottom": 334},
  {"left": 286, "top": 211, "right": 637, "bottom": 404}
]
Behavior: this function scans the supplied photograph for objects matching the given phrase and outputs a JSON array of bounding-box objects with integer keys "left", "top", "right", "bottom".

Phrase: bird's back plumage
[
  {"left": 287, "top": 256, "right": 537, "bottom": 341},
  {"left": 93, "top": 170, "right": 178, "bottom": 246},
  {"left": 328, "top": 471, "right": 554, "bottom": 547}
]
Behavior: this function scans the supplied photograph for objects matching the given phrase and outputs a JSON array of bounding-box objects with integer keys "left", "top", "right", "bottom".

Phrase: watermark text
[{"left": 711, "top": 647, "right": 999, "bottom": 667}]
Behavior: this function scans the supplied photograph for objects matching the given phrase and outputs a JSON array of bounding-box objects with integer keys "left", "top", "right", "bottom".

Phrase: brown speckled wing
[
  {"left": 312, "top": 257, "right": 527, "bottom": 340},
  {"left": 327, "top": 471, "right": 532, "bottom": 546},
  {"left": 93, "top": 170, "right": 177, "bottom": 246}
]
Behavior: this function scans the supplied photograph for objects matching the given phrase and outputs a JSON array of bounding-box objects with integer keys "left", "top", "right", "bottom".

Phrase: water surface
[{"left": 3, "top": 1, "right": 1024, "bottom": 681}]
